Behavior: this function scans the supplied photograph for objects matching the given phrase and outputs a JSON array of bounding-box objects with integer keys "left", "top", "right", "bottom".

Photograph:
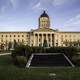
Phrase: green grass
[{"left": 0, "top": 55, "right": 80, "bottom": 80}]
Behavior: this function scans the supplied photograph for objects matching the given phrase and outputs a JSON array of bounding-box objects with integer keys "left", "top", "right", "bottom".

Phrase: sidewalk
[{"left": 0, "top": 53, "right": 11, "bottom": 56}]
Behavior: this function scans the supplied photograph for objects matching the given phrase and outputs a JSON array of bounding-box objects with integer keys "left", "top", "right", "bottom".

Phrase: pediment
[{"left": 32, "top": 28, "right": 57, "bottom": 32}]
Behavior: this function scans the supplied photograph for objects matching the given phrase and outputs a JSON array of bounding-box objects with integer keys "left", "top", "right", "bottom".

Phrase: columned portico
[{"left": 33, "top": 32, "right": 54, "bottom": 47}]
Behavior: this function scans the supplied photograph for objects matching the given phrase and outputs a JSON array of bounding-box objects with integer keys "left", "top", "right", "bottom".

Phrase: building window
[
  {"left": 14, "top": 39, "right": 16, "bottom": 42},
  {"left": 39, "top": 44, "right": 41, "bottom": 47},
  {"left": 1, "top": 39, "right": 3, "bottom": 42},
  {"left": 56, "top": 40, "right": 58, "bottom": 42},
  {"left": 32, "top": 44, "right": 33, "bottom": 46},
  {"left": 39, "top": 34, "right": 41, "bottom": 36},
  {"left": 6, "top": 35, "right": 8, "bottom": 37},
  {"left": 65, "top": 44, "right": 68, "bottom": 46},
  {"left": 18, "top": 39, "right": 19, "bottom": 42},
  {"left": 52, "top": 34, "right": 54, "bottom": 36},
  {"left": 48, "top": 34, "right": 50, "bottom": 36},
  {"left": 69, "top": 35, "right": 71, "bottom": 37},
  {"left": 14, "top": 35, "right": 16, "bottom": 37},
  {"left": 18, "top": 35, "right": 20, "bottom": 37},
  {"left": 65, "top": 35, "right": 67, "bottom": 37},
  {"left": 10, "top": 35, "right": 11, "bottom": 37},
  {"left": 49, "top": 44, "right": 51, "bottom": 47},
  {"left": 74, "top": 35, "right": 75, "bottom": 37},
  {"left": 61, "top": 35, "right": 63, "bottom": 38},
  {"left": 22, "top": 35, "right": 24, "bottom": 37},
  {"left": 22, "top": 39, "right": 24, "bottom": 42},
  {"left": 1, "top": 35, "right": 3, "bottom": 37},
  {"left": 6, "top": 40, "right": 8, "bottom": 43},
  {"left": 35, "top": 34, "right": 37, "bottom": 36},
  {"left": 56, "top": 43, "right": 58, "bottom": 46}
]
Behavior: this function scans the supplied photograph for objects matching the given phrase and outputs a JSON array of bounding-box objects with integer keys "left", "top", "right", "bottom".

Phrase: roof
[
  {"left": 58, "top": 31, "right": 80, "bottom": 33},
  {"left": 0, "top": 31, "right": 30, "bottom": 33},
  {"left": 40, "top": 11, "right": 49, "bottom": 18}
]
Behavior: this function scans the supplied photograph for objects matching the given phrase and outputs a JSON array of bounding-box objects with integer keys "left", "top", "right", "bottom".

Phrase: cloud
[
  {"left": 32, "top": 1, "right": 45, "bottom": 10},
  {"left": 32, "top": 2, "right": 41, "bottom": 9},
  {"left": 32, "top": 0, "right": 52, "bottom": 10},
  {"left": 53, "top": 0, "right": 75, "bottom": 7},
  {"left": 9, "top": 0, "right": 18, "bottom": 8},
  {"left": 53, "top": 0, "right": 68, "bottom": 6},
  {"left": 32, "top": 0, "right": 70, "bottom": 10},
  {"left": 63, "top": 14, "right": 80, "bottom": 28}
]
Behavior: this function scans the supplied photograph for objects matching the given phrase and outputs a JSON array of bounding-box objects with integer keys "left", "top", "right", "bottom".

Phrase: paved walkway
[{"left": 0, "top": 53, "right": 11, "bottom": 56}]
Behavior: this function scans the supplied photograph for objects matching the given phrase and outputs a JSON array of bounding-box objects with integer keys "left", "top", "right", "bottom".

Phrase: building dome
[
  {"left": 40, "top": 11, "right": 49, "bottom": 18},
  {"left": 39, "top": 11, "right": 50, "bottom": 29}
]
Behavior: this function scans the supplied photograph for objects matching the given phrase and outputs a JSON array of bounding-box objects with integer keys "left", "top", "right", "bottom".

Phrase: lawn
[{"left": 0, "top": 55, "right": 80, "bottom": 80}]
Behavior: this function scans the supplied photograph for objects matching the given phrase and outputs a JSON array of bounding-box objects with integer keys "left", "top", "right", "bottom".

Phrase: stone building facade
[{"left": 0, "top": 11, "right": 80, "bottom": 49}]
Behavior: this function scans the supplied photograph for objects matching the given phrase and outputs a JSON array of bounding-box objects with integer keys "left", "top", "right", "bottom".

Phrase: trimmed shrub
[
  {"left": 12, "top": 45, "right": 31, "bottom": 57},
  {"left": 72, "top": 54, "right": 80, "bottom": 66},
  {"left": 31, "top": 47, "right": 45, "bottom": 53},
  {"left": 13, "top": 56, "right": 27, "bottom": 67},
  {"left": 11, "top": 45, "right": 31, "bottom": 67}
]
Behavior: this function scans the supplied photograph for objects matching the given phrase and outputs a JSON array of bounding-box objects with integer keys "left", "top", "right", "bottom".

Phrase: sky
[{"left": 0, "top": 0, "right": 80, "bottom": 31}]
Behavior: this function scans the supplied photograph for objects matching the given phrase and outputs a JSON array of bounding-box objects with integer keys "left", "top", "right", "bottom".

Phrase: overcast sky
[{"left": 0, "top": 0, "right": 80, "bottom": 31}]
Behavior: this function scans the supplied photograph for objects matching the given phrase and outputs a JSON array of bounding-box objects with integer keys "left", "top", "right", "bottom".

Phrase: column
[
  {"left": 46, "top": 34, "right": 48, "bottom": 47},
  {"left": 33, "top": 33, "right": 35, "bottom": 46},
  {"left": 38, "top": 34, "right": 40, "bottom": 46},
  {"left": 37, "top": 34, "right": 39, "bottom": 46},
  {"left": 50, "top": 34, "right": 52, "bottom": 47},
  {"left": 42, "top": 34, "right": 43, "bottom": 47},
  {"left": 30, "top": 33, "right": 31, "bottom": 46},
  {"left": 52, "top": 34, "right": 54, "bottom": 47},
  {"left": 54, "top": 34, "right": 56, "bottom": 47}
]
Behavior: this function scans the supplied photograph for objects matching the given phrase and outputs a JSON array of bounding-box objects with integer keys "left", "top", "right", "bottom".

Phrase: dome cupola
[
  {"left": 39, "top": 11, "right": 50, "bottom": 29},
  {"left": 40, "top": 11, "right": 49, "bottom": 18}
]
